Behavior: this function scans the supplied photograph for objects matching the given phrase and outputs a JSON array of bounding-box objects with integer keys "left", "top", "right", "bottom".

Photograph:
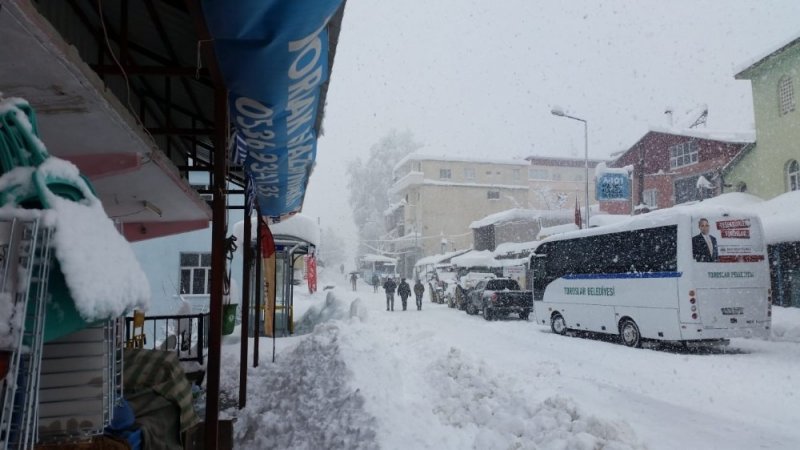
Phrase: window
[
  {"left": 464, "top": 168, "right": 476, "bottom": 180},
  {"left": 180, "top": 252, "right": 212, "bottom": 295},
  {"left": 779, "top": 76, "right": 795, "bottom": 116},
  {"left": 673, "top": 172, "right": 713, "bottom": 204},
  {"left": 788, "top": 160, "right": 799, "bottom": 192},
  {"left": 439, "top": 168, "right": 452, "bottom": 179},
  {"left": 643, "top": 189, "right": 658, "bottom": 208},
  {"left": 529, "top": 168, "right": 548, "bottom": 180},
  {"left": 487, "top": 191, "right": 500, "bottom": 200},
  {"left": 534, "top": 225, "right": 677, "bottom": 288},
  {"left": 551, "top": 173, "right": 562, "bottom": 181},
  {"left": 669, "top": 141, "right": 699, "bottom": 169}
]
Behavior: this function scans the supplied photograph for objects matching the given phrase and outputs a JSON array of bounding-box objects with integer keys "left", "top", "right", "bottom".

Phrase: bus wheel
[
  {"left": 550, "top": 313, "right": 567, "bottom": 335},
  {"left": 619, "top": 319, "right": 642, "bottom": 348}
]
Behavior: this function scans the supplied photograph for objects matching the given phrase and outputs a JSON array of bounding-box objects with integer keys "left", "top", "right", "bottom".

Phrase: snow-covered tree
[
  {"left": 318, "top": 226, "right": 346, "bottom": 268},
  {"left": 346, "top": 130, "right": 422, "bottom": 256}
]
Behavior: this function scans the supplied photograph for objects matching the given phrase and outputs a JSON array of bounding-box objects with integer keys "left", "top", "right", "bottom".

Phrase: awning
[
  {"left": 201, "top": 0, "right": 346, "bottom": 218},
  {"left": 0, "top": 1, "right": 212, "bottom": 242}
]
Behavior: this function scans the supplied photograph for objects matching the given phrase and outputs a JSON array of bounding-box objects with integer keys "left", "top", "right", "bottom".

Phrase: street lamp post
[{"left": 551, "top": 108, "right": 590, "bottom": 228}]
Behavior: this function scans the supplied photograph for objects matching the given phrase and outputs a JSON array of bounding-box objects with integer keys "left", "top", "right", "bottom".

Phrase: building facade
[
  {"left": 470, "top": 208, "right": 573, "bottom": 251},
  {"left": 728, "top": 36, "right": 800, "bottom": 308},
  {"left": 603, "top": 129, "right": 753, "bottom": 214},
  {"left": 726, "top": 37, "right": 799, "bottom": 199},
  {"left": 526, "top": 156, "right": 604, "bottom": 211},
  {"left": 387, "top": 154, "right": 529, "bottom": 277}
]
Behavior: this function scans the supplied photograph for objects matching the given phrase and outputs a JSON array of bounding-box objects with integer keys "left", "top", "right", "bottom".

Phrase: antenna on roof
[{"left": 688, "top": 106, "right": 708, "bottom": 129}]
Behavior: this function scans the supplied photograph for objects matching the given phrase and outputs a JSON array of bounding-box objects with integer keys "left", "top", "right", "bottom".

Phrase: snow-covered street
[{"left": 220, "top": 271, "right": 800, "bottom": 450}]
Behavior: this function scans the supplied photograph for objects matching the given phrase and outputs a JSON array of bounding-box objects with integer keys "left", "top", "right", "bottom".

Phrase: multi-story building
[
  {"left": 727, "top": 35, "right": 800, "bottom": 307},
  {"left": 386, "top": 154, "right": 529, "bottom": 277},
  {"left": 526, "top": 155, "right": 604, "bottom": 212},
  {"left": 603, "top": 128, "right": 753, "bottom": 214},
  {"left": 726, "top": 36, "right": 799, "bottom": 198}
]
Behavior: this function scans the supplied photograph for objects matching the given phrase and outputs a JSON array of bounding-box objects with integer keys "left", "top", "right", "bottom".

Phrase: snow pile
[
  {"left": 42, "top": 158, "right": 150, "bottom": 320},
  {"left": 218, "top": 269, "right": 800, "bottom": 449},
  {"left": 428, "top": 347, "right": 643, "bottom": 449},
  {"left": 771, "top": 306, "right": 800, "bottom": 343},
  {"left": 221, "top": 322, "right": 379, "bottom": 450},
  {"left": 294, "top": 290, "right": 367, "bottom": 335},
  {"left": 0, "top": 293, "right": 23, "bottom": 349}
]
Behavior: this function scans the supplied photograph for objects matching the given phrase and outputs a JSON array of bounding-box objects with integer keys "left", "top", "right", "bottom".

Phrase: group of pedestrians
[{"left": 382, "top": 277, "right": 425, "bottom": 311}]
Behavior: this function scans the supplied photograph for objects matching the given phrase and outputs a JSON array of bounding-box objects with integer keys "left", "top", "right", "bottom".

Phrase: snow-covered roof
[
  {"left": 450, "top": 250, "right": 499, "bottom": 268},
  {"left": 470, "top": 208, "right": 572, "bottom": 229},
  {"left": 589, "top": 213, "right": 632, "bottom": 228},
  {"left": 493, "top": 240, "right": 539, "bottom": 257},
  {"left": 525, "top": 155, "right": 606, "bottom": 167},
  {"left": 423, "top": 180, "right": 528, "bottom": 190},
  {"left": 360, "top": 253, "right": 397, "bottom": 264},
  {"left": 730, "top": 191, "right": 800, "bottom": 245},
  {"left": 414, "top": 248, "right": 470, "bottom": 267},
  {"left": 541, "top": 192, "right": 800, "bottom": 246},
  {"left": 537, "top": 223, "right": 579, "bottom": 240},
  {"left": 232, "top": 213, "right": 320, "bottom": 249},
  {"left": 595, "top": 162, "right": 633, "bottom": 177},
  {"left": 393, "top": 152, "right": 529, "bottom": 172},
  {"left": 735, "top": 32, "right": 800, "bottom": 78},
  {"left": 647, "top": 126, "right": 755, "bottom": 144}
]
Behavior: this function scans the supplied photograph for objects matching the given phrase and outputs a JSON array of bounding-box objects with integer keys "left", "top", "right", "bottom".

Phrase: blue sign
[
  {"left": 596, "top": 172, "right": 630, "bottom": 201},
  {"left": 202, "top": 0, "right": 344, "bottom": 218}
]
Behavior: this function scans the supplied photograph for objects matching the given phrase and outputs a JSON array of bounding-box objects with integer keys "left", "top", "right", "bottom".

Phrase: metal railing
[{"left": 123, "top": 313, "right": 210, "bottom": 366}]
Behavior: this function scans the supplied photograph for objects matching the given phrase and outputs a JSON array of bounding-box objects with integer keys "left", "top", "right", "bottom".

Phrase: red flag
[
  {"left": 574, "top": 198, "right": 582, "bottom": 229},
  {"left": 259, "top": 218, "right": 276, "bottom": 257},
  {"left": 307, "top": 255, "right": 317, "bottom": 293}
]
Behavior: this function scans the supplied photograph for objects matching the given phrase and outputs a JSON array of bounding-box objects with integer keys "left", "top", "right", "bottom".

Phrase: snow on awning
[
  {"left": 201, "top": 0, "right": 345, "bottom": 218},
  {"left": 450, "top": 250, "right": 499, "bottom": 268},
  {"left": 233, "top": 214, "right": 321, "bottom": 250}
]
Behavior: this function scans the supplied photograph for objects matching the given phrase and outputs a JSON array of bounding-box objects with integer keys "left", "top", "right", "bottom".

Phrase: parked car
[
  {"left": 464, "top": 278, "right": 532, "bottom": 320},
  {"left": 454, "top": 272, "right": 496, "bottom": 310}
]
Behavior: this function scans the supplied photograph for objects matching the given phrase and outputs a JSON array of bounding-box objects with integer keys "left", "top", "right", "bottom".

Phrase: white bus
[
  {"left": 358, "top": 254, "right": 398, "bottom": 283},
  {"left": 531, "top": 206, "right": 772, "bottom": 347}
]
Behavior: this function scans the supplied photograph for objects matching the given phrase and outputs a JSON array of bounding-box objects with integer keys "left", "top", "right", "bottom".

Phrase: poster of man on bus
[{"left": 691, "top": 216, "right": 764, "bottom": 263}]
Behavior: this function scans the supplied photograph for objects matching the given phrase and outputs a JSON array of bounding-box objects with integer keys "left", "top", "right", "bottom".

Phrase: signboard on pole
[{"left": 596, "top": 172, "right": 631, "bottom": 201}]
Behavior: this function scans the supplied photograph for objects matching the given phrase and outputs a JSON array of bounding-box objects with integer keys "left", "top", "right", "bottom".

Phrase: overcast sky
[{"left": 303, "top": 0, "right": 800, "bottom": 266}]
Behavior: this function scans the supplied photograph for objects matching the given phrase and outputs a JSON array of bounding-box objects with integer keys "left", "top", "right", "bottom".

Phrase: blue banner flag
[{"left": 202, "top": 0, "right": 344, "bottom": 217}]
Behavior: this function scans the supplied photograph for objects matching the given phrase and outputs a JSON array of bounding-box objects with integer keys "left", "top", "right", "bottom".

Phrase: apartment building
[
  {"left": 526, "top": 155, "right": 604, "bottom": 212},
  {"left": 386, "top": 154, "right": 529, "bottom": 276}
]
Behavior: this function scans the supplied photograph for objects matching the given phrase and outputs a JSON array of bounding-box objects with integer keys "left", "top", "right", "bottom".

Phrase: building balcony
[{"left": 389, "top": 171, "right": 424, "bottom": 195}]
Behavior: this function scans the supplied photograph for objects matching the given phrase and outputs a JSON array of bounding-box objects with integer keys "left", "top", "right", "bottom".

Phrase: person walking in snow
[
  {"left": 397, "top": 278, "right": 411, "bottom": 311},
  {"left": 413, "top": 279, "right": 425, "bottom": 311},
  {"left": 350, "top": 272, "right": 358, "bottom": 291},
  {"left": 371, "top": 273, "right": 380, "bottom": 293},
  {"left": 383, "top": 277, "right": 397, "bottom": 311}
]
